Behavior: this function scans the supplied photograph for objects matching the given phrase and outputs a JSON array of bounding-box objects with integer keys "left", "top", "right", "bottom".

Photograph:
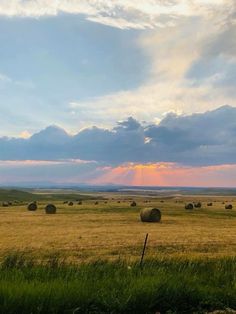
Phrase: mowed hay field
[
  {"left": 1, "top": 193, "right": 236, "bottom": 313},
  {"left": 1, "top": 195, "right": 236, "bottom": 262}
]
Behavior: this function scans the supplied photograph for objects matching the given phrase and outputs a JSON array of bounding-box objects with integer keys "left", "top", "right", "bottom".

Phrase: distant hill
[
  {"left": 0, "top": 189, "right": 36, "bottom": 202},
  {"left": 0, "top": 189, "right": 99, "bottom": 202}
]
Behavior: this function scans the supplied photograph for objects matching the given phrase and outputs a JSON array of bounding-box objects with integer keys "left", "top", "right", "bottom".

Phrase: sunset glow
[
  {"left": 92, "top": 163, "right": 236, "bottom": 187},
  {"left": 0, "top": 0, "right": 235, "bottom": 187}
]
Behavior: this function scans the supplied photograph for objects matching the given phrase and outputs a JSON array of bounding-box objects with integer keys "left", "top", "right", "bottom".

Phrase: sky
[{"left": 0, "top": 0, "right": 235, "bottom": 187}]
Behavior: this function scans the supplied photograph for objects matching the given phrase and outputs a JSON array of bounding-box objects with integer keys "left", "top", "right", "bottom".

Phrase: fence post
[{"left": 140, "top": 233, "right": 149, "bottom": 268}]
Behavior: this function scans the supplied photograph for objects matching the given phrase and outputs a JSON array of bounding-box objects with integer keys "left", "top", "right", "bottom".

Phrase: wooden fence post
[{"left": 140, "top": 233, "right": 149, "bottom": 268}]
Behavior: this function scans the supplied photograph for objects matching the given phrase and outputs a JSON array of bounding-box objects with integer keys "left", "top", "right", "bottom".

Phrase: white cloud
[
  {"left": 0, "top": 0, "right": 233, "bottom": 29},
  {"left": 68, "top": 79, "right": 236, "bottom": 128},
  {"left": 0, "top": 1, "right": 235, "bottom": 134},
  {"left": 19, "top": 130, "right": 31, "bottom": 139},
  {"left": 0, "top": 73, "right": 11, "bottom": 83},
  {"left": 68, "top": 6, "right": 236, "bottom": 125}
]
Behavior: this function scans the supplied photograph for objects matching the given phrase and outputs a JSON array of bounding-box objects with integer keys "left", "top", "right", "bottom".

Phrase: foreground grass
[{"left": 0, "top": 254, "right": 236, "bottom": 313}]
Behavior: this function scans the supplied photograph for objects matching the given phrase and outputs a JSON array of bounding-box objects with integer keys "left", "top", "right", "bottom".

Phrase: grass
[
  {"left": 0, "top": 253, "right": 236, "bottom": 313},
  {"left": 0, "top": 188, "right": 100, "bottom": 203}
]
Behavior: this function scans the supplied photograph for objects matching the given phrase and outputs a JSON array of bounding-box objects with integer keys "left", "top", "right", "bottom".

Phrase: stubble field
[
  {"left": 1, "top": 191, "right": 236, "bottom": 313},
  {"left": 1, "top": 194, "right": 236, "bottom": 262}
]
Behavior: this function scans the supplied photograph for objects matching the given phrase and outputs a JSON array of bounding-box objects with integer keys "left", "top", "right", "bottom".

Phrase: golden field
[{"left": 1, "top": 195, "right": 236, "bottom": 263}]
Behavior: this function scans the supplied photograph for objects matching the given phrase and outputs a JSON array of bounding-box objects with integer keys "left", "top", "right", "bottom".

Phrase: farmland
[
  {"left": 0, "top": 189, "right": 236, "bottom": 262},
  {"left": 0, "top": 188, "right": 236, "bottom": 313}
]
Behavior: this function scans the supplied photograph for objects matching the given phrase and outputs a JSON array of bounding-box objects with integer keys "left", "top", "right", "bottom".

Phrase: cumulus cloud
[
  {"left": 1, "top": 106, "right": 236, "bottom": 166},
  {"left": 0, "top": 0, "right": 233, "bottom": 29}
]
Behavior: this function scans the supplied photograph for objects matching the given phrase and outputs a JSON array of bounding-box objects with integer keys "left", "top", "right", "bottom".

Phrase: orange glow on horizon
[{"left": 91, "top": 162, "right": 236, "bottom": 187}]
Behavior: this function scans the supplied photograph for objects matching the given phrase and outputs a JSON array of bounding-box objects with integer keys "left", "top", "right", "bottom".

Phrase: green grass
[
  {"left": 0, "top": 253, "right": 236, "bottom": 313},
  {"left": 0, "top": 188, "right": 101, "bottom": 203}
]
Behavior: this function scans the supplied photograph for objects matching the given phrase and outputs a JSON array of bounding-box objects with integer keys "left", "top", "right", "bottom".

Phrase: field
[
  {"left": 0, "top": 189, "right": 236, "bottom": 313},
  {"left": 1, "top": 191, "right": 236, "bottom": 261}
]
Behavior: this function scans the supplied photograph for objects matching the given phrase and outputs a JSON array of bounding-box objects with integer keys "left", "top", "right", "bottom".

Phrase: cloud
[
  {"left": 0, "top": 0, "right": 233, "bottom": 29},
  {"left": 1, "top": 105, "right": 236, "bottom": 167},
  {"left": 0, "top": 73, "right": 12, "bottom": 83},
  {"left": 19, "top": 131, "right": 31, "bottom": 139},
  {"left": 68, "top": 10, "right": 236, "bottom": 125},
  {"left": 145, "top": 105, "right": 236, "bottom": 166},
  {"left": 0, "top": 3, "right": 235, "bottom": 135}
]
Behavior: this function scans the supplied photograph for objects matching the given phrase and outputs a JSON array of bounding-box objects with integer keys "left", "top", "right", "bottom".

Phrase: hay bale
[
  {"left": 2, "top": 202, "right": 9, "bottom": 207},
  {"left": 68, "top": 202, "right": 74, "bottom": 206},
  {"left": 225, "top": 204, "right": 233, "bottom": 209},
  {"left": 194, "top": 202, "right": 202, "bottom": 208},
  {"left": 27, "top": 202, "right": 37, "bottom": 211},
  {"left": 78, "top": 201, "right": 82, "bottom": 205},
  {"left": 140, "top": 208, "right": 162, "bottom": 223},
  {"left": 95, "top": 201, "right": 98, "bottom": 205},
  {"left": 130, "top": 201, "right": 137, "bottom": 207},
  {"left": 207, "top": 202, "right": 213, "bottom": 206},
  {"left": 63, "top": 201, "right": 68, "bottom": 204},
  {"left": 45, "top": 204, "right": 57, "bottom": 214},
  {"left": 185, "top": 203, "right": 194, "bottom": 210}
]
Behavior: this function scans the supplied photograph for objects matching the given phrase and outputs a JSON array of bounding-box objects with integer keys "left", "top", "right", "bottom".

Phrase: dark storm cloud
[{"left": 0, "top": 106, "right": 236, "bottom": 166}]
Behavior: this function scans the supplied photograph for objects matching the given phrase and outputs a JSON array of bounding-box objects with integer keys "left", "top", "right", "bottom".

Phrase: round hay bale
[
  {"left": 194, "top": 202, "right": 202, "bottom": 208},
  {"left": 207, "top": 202, "right": 213, "bottom": 206},
  {"left": 95, "top": 201, "right": 98, "bottom": 205},
  {"left": 68, "top": 202, "right": 74, "bottom": 206},
  {"left": 140, "top": 208, "right": 161, "bottom": 223},
  {"left": 130, "top": 201, "right": 137, "bottom": 207},
  {"left": 225, "top": 204, "right": 233, "bottom": 209},
  {"left": 45, "top": 204, "right": 57, "bottom": 214},
  {"left": 2, "top": 202, "right": 9, "bottom": 207},
  {"left": 185, "top": 203, "right": 194, "bottom": 210},
  {"left": 78, "top": 201, "right": 82, "bottom": 205},
  {"left": 27, "top": 202, "right": 37, "bottom": 211}
]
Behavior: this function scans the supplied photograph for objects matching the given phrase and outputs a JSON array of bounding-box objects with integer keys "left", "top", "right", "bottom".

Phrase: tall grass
[{"left": 0, "top": 253, "right": 235, "bottom": 313}]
